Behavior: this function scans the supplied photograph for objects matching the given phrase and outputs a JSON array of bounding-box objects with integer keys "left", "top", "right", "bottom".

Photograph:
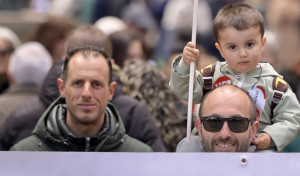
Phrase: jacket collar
[
  {"left": 33, "top": 97, "right": 125, "bottom": 151},
  {"left": 218, "top": 61, "right": 279, "bottom": 78}
]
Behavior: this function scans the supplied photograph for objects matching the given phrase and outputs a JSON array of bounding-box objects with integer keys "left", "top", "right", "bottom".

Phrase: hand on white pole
[{"left": 186, "top": 0, "right": 198, "bottom": 142}]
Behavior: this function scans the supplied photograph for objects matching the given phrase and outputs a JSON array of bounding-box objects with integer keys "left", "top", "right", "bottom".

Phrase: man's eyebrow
[
  {"left": 205, "top": 114, "right": 245, "bottom": 118},
  {"left": 205, "top": 113, "right": 222, "bottom": 117},
  {"left": 93, "top": 79, "right": 105, "bottom": 85},
  {"left": 70, "top": 78, "right": 83, "bottom": 82}
]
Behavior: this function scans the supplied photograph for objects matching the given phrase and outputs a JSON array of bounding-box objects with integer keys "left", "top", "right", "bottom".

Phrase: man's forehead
[
  {"left": 72, "top": 50, "right": 106, "bottom": 59},
  {"left": 67, "top": 52, "right": 109, "bottom": 75},
  {"left": 202, "top": 86, "right": 251, "bottom": 116},
  {"left": 70, "top": 51, "right": 107, "bottom": 65}
]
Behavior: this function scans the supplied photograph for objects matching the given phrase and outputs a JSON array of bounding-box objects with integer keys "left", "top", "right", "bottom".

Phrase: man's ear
[
  {"left": 250, "top": 121, "right": 259, "bottom": 142},
  {"left": 195, "top": 118, "right": 202, "bottom": 135},
  {"left": 215, "top": 43, "right": 224, "bottom": 58},
  {"left": 57, "top": 78, "right": 65, "bottom": 98},
  {"left": 108, "top": 81, "right": 117, "bottom": 101}
]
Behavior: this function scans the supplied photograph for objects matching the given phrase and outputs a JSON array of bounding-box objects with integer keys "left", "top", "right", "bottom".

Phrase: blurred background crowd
[{"left": 0, "top": 0, "right": 300, "bottom": 152}]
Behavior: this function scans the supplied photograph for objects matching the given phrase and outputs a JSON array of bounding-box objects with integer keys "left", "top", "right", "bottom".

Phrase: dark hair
[
  {"left": 198, "top": 85, "right": 257, "bottom": 121},
  {"left": 66, "top": 25, "right": 113, "bottom": 58},
  {"left": 212, "top": 3, "right": 265, "bottom": 43},
  {"left": 62, "top": 46, "right": 112, "bottom": 83},
  {"left": 109, "top": 29, "right": 146, "bottom": 68},
  {"left": 27, "top": 15, "right": 76, "bottom": 60}
]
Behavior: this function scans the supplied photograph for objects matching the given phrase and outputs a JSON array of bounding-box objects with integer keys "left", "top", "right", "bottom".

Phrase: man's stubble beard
[{"left": 201, "top": 130, "right": 251, "bottom": 152}]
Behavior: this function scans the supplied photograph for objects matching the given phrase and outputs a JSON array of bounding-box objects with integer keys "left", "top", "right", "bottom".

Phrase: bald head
[
  {"left": 196, "top": 85, "right": 259, "bottom": 152},
  {"left": 199, "top": 85, "right": 257, "bottom": 121}
]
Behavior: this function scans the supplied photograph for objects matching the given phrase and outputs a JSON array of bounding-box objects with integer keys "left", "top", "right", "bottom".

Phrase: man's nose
[
  {"left": 218, "top": 122, "right": 233, "bottom": 139},
  {"left": 82, "top": 83, "right": 92, "bottom": 99}
]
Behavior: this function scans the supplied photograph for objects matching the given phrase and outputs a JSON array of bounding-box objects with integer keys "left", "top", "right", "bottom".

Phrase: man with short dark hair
[
  {"left": 177, "top": 85, "right": 261, "bottom": 152},
  {"left": 10, "top": 46, "right": 152, "bottom": 152}
]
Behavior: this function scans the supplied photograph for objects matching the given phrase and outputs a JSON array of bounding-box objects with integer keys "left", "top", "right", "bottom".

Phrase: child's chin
[{"left": 234, "top": 66, "right": 254, "bottom": 73}]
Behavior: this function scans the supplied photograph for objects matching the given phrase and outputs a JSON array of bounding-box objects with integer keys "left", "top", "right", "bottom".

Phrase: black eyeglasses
[{"left": 200, "top": 115, "right": 253, "bottom": 133}]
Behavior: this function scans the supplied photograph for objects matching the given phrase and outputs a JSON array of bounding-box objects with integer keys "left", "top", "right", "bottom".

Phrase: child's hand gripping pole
[{"left": 187, "top": 0, "right": 198, "bottom": 142}]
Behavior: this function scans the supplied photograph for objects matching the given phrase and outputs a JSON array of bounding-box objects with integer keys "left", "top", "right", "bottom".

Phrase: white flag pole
[{"left": 187, "top": 0, "right": 198, "bottom": 142}]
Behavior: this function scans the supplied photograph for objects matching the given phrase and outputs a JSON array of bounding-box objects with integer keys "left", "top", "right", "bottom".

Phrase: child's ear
[
  {"left": 262, "top": 36, "right": 267, "bottom": 48},
  {"left": 215, "top": 43, "right": 224, "bottom": 58}
]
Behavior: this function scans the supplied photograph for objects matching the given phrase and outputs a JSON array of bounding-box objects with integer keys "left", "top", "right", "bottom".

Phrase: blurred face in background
[
  {"left": 266, "top": 0, "right": 300, "bottom": 70},
  {"left": 125, "top": 39, "right": 144, "bottom": 62}
]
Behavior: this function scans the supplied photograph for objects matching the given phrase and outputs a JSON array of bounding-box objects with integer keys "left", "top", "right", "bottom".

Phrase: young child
[{"left": 169, "top": 3, "right": 300, "bottom": 152}]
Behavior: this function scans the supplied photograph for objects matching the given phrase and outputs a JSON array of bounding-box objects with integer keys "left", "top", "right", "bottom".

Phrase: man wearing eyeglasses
[{"left": 177, "top": 85, "right": 266, "bottom": 152}]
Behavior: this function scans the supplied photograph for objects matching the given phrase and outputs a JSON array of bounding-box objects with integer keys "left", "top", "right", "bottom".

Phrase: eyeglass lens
[{"left": 201, "top": 116, "right": 251, "bottom": 133}]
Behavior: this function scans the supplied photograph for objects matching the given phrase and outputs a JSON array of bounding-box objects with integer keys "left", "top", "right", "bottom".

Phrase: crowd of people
[{"left": 0, "top": 0, "right": 300, "bottom": 152}]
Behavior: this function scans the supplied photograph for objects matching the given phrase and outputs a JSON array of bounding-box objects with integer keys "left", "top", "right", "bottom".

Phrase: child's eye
[
  {"left": 228, "top": 45, "right": 236, "bottom": 50},
  {"left": 246, "top": 42, "right": 254, "bottom": 48}
]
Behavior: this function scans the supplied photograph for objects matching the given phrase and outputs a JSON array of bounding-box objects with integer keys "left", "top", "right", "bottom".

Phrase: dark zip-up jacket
[
  {"left": 10, "top": 98, "right": 152, "bottom": 152},
  {"left": 0, "top": 60, "right": 164, "bottom": 151}
]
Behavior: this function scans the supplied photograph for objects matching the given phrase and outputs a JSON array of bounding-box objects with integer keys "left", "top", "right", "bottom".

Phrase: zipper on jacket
[
  {"left": 85, "top": 137, "right": 91, "bottom": 151},
  {"left": 236, "top": 73, "right": 246, "bottom": 88}
]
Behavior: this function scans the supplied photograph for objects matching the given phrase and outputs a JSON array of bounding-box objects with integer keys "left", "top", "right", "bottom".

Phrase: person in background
[
  {"left": 10, "top": 46, "right": 152, "bottom": 152},
  {"left": 94, "top": 16, "right": 127, "bottom": 36},
  {"left": 27, "top": 15, "right": 76, "bottom": 62},
  {"left": 264, "top": 0, "right": 300, "bottom": 152},
  {"left": 120, "top": 0, "right": 159, "bottom": 59},
  {"left": 0, "top": 59, "right": 63, "bottom": 151},
  {"left": 158, "top": 0, "right": 213, "bottom": 62},
  {"left": 0, "top": 26, "right": 21, "bottom": 94},
  {"left": 121, "top": 59, "right": 187, "bottom": 152},
  {"left": 0, "top": 41, "right": 52, "bottom": 128},
  {"left": 109, "top": 29, "right": 147, "bottom": 68},
  {"left": 260, "top": 30, "right": 280, "bottom": 72},
  {"left": 280, "top": 51, "right": 300, "bottom": 152},
  {"left": 266, "top": 0, "right": 300, "bottom": 72}
]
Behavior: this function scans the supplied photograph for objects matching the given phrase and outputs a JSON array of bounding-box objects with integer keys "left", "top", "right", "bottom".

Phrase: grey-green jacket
[
  {"left": 10, "top": 97, "right": 152, "bottom": 152},
  {"left": 169, "top": 55, "right": 300, "bottom": 151}
]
